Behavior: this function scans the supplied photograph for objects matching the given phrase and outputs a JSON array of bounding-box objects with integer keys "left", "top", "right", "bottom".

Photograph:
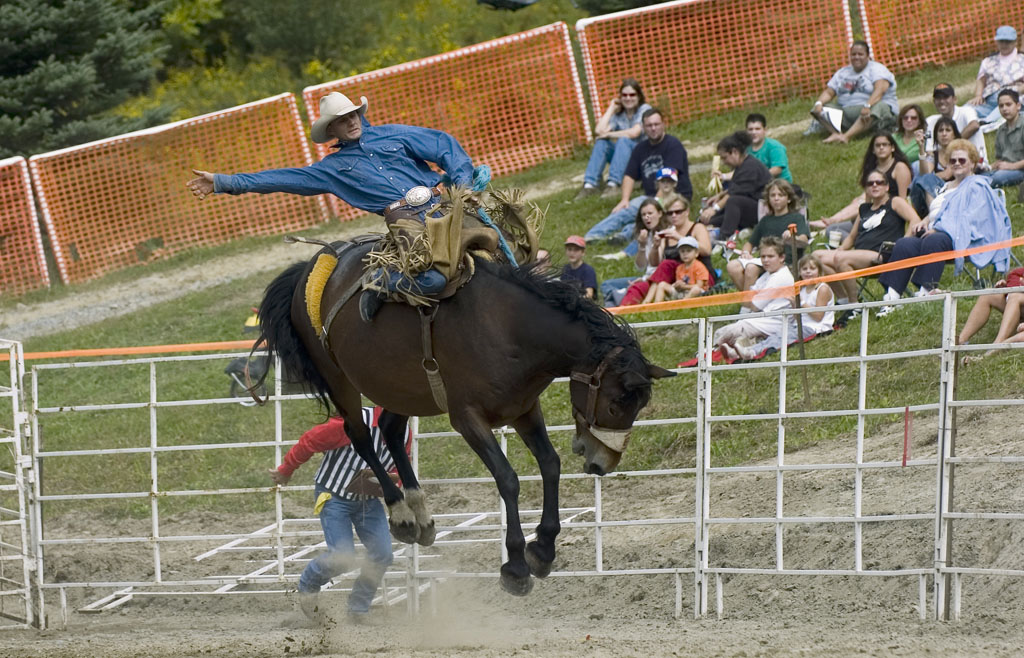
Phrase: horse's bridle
[{"left": 569, "top": 346, "right": 632, "bottom": 453}]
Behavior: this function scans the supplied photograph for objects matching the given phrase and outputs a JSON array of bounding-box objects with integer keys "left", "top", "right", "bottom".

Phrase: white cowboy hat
[{"left": 310, "top": 92, "right": 368, "bottom": 144}]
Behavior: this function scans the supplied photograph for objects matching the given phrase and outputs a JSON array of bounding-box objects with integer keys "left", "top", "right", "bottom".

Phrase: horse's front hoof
[
  {"left": 389, "top": 520, "right": 420, "bottom": 545},
  {"left": 499, "top": 563, "right": 534, "bottom": 596},
  {"left": 525, "top": 542, "right": 553, "bottom": 578},
  {"left": 416, "top": 521, "right": 436, "bottom": 547}
]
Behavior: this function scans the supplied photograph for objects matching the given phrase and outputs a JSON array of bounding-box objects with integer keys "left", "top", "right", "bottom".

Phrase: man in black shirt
[{"left": 612, "top": 108, "right": 692, "bottom": 212}]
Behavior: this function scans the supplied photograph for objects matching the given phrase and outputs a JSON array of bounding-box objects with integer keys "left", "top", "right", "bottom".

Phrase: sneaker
[
  {"left": 595, "top": 251, "right": 628, "bottom": 261},
  {"left": 803, "top": 120, "right": 822, "bottom": 136},
  {"left": 876, "top": 304, "right": 899, "bottom": 318},
  {"left": 834, "top": 307, "right": 861, "bottom": 328},
  {"left": 574, "top": 186, "right": 599, "bottom": 201},
  {"left": 600, "top": 184, "right": 620, "bottom": 199}
]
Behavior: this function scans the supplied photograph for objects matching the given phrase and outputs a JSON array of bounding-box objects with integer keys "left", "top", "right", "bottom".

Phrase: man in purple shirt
[{"left": 187, "top": 92, "right": 475, "bottom": 320}]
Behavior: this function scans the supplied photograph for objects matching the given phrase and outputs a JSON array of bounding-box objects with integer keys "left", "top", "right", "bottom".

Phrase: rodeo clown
[
  {"left": 188, "top": 91, "right": 514, "bottom": 321},
  {"left": 268, "top": 406, "right": 409, "bottom": 625}
]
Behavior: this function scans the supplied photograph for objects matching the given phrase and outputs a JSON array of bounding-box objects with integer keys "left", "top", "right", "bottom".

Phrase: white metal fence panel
[
  {"left": 18, "top": 290, "right": 1024, "bottom": 627},
  {"left": 0, "top": 338, "right": 39, "bottom": 628}
]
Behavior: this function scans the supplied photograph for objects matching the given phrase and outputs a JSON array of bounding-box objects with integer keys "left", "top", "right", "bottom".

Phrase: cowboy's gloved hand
[{"left": 472, "top": 165, "right": 491, "bottom": 192}]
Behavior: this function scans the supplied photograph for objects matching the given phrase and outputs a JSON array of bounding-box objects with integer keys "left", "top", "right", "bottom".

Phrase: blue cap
[
  {"left": 656, "top": 167, "right": 678, "bottom": 182},
  {"left": 995, "top": 26, "right": 1018, "bottom": 42}
]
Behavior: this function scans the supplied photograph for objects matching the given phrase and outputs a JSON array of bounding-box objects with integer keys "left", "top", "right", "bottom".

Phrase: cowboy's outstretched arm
[{"left": 188, "top": 165, "right": 329, "bottom": 199}]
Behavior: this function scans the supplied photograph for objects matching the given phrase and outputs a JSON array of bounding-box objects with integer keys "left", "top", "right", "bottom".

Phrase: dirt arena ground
[{"left": 4, "top": 404, "right": 1024, "bottom": 657}]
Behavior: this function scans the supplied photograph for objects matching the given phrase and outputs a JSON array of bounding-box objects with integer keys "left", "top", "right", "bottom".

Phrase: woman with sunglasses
[
  {"left": 877, "top": 139, "right": 1012, "bottom": 316},
  {"left": 893, "top": 104, "right": 926, "bottom": 166},
  {"left": 909, "top": 117, "right": 962, "bottom": 217},
  {"left": 576, "top": 78, "right": 652, "bottom": 200},
  {"left": 812, "top": 132, "right": 912, "bottom": 233},
  {"left": 619, "top": 195, "right": 714, "bottom": 305},
  {"left": 813, "top": 169, "right": 918, "bottom": 316}
]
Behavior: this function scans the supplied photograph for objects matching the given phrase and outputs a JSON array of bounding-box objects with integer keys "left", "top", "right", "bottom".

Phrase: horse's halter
[{"left": 569, "top": 346, "right": 632, "bottom": 453}]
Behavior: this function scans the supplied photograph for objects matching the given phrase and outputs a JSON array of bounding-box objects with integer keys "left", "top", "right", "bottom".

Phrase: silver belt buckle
[{"left": 404, "top": 186, "right": 432, "bottom": 208}]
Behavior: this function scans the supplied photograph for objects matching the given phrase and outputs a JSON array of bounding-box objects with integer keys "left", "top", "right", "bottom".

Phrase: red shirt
[
  {"left": 277, "top": 407, "right": 409, "bottom": 477},
  {"left": 1002, "top": 267, "right": 1024, "bottom": 289}
]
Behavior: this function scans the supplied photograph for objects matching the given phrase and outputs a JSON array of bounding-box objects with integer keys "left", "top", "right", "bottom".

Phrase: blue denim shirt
[{"left": 214, "top": 120, "right": 474, "bottom": 214}]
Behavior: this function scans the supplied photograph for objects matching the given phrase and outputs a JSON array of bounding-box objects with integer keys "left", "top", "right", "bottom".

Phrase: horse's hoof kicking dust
[{"left": 525, "top": 543, "right": 553, "bottom": 578}]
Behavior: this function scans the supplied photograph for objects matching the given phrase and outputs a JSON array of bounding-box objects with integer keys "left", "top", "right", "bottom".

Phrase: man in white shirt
[{"left": 925, "top": 83, "right": 988, "bottom": 164}]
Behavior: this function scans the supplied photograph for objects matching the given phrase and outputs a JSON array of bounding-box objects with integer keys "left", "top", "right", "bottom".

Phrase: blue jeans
[
  {"left": 976, "top": 94, "right": 999, "bottom": 122},
  {"left": 600, "top": 275, "right": 639, "bottom": 306},
  {"left": 298, "top": 489, "right": 394, "bottom": 614},
  {"left": 585, "top": 196, "right": 644, "bottom": 242},
  {"left": 985, "top": 169, "right": 1024, "bottom": 188},
  {"left": 584, "top": 137, "right": 637, "bottom": 187},
  {"left": 877, "top": 231, "right": 954, "bottom": 294}
]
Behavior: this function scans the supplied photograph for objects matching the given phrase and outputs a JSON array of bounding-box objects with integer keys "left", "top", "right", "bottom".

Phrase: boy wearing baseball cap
[
  {"left": 649, "top": 236, "right": 709, "bottom": 302},
  {"left": 560, "top": 235, "right": 598, "bottom": 300}
]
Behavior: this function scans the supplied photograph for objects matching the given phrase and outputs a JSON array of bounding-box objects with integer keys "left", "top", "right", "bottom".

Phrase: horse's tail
[{"left": 250, "top": 260, "right": 331, "bottom": 409}]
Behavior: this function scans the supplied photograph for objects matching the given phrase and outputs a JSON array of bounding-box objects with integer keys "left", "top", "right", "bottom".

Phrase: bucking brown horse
[{"left": 253, "top": 240, "right": 674, "bottom": 595}]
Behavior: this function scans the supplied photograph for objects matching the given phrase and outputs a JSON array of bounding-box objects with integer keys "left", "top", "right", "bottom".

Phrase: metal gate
[{"left": 0, "top": 339, "right": 41, "bottom": 628}]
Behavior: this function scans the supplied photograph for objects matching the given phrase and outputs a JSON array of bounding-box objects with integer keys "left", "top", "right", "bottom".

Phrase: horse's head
[{"left": 569, "top": 346, "right": 675, "bottom": 475}]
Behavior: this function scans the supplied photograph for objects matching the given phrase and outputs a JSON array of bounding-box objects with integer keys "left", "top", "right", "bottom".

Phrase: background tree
[
  {"left": 0, "top": 0, "right": 168, "bottom": 158},
  {"left": 119, "top": 0, "right": 586, "bottom": 122}
]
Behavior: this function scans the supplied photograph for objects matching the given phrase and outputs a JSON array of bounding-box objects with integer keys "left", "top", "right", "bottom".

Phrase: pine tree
[{"left": 0, "top": 0, "right": 167, "bottom": 158}]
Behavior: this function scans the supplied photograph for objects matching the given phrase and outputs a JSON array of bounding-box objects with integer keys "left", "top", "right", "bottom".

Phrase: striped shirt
[{"left": 278, "top": 407, "right": 408, "bottom": 500}]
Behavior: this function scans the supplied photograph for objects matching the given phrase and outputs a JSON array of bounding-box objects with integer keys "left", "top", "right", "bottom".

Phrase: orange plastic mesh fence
[
  {"left": 0, "top": 157, "right": 50, "bottom": 295},
  {"left": 576, "top": 0, "right": 853, "bottom": 124},
  {"left": 859, "top": 0, "right": 1024, "bottom": 74},
  {"left": 29, "top": 94, "right": 328, "bottom": 285},
  {"left": 303, "top": 22, "right": 589, "bottom": 219}
]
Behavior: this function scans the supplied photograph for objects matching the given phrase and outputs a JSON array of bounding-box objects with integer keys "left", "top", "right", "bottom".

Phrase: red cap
[{"left": 564, "top": 235, "right": 586, "bottom": 248}]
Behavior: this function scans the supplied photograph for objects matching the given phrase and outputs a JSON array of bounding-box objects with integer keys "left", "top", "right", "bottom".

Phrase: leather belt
[{"left": 385, "top": 186, "right": 442, "bottom": 214}]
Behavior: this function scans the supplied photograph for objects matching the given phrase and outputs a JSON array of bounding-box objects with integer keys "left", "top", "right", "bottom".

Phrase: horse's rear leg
[
  {"left": 378, "top": 411, "right": 435, "bottom": 546},
  {"left": 511, "top": 401, "right": 560, "bottom": 578},
  {"left": 451, "top": 411, "right": 533, "bottom": 596}
]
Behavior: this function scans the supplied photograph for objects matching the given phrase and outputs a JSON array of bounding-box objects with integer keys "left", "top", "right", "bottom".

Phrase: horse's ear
[
  {"left": 647, "top": 364, "right": 677, "bottom": 379},
  {"left": 622, "top": 371, "right": 650, "bottom": 390}
]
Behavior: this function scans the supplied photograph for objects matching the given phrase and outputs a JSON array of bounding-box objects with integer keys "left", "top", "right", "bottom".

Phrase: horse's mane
[{"left": 479, "top": 258, "right": 648, "bottom": 371}]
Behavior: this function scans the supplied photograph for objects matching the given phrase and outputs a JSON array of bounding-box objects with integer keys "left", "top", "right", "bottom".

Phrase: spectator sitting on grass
[
  {"left": 584, "top": 108, "right": 692, "bottom": 243},
  {"left": 700, "top": 130, "right": 772, "bottom": 241},
  {"left": 893, "top": 103, "right": 926, "bottom": 168},
  {"left": 618, "top": 195, "right": 713, "bottom": 306},
  {"left": 813, "top": 169, "right": 919, "bottom": 321},
  {"left": 560, "top": 235, "right": 598, "bottom": 300},
  {"left": 597, "top": 167, "right": 683, "bottom": 259},
  {"left": 714, "top": 236, "right": 794, "bottom": 361},
  {"left": 967, "top": 26, "right": 1024, "bottom": 125},
  {"left": 600, "top": 197, "right": 669, "bottom": 306},
  {"left": 959, "top": 267, "right": 1024, "bottom": 365},
  {"left": 575, "top": 78, "right": 652, "bottom": 201},
  {"left": 983, "top": 89, "right": 1024, "bottom": 195},
  {"left": 924, "top": 83, "right": 987, "bottom": 165},
  {"left": 908, "top": 117, "right": 962, "bottom": 217},
  {"left": 726, "top": 179, "right": 809, "bottom": 292},
  {"left": 809, "top": 40, "right": 898, "bottom": 144},
  {"left": 719, "top": 114, "right": 792, "bottom": 182},
  {"left": 648, "top": 236, "right": 710, "bottom": 303},
  {"left": 877, "top": 140, "right": 1012, "bottom": 317},
  {"left": 812, "top": 133, "right": 912, "bottom": 235}
]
